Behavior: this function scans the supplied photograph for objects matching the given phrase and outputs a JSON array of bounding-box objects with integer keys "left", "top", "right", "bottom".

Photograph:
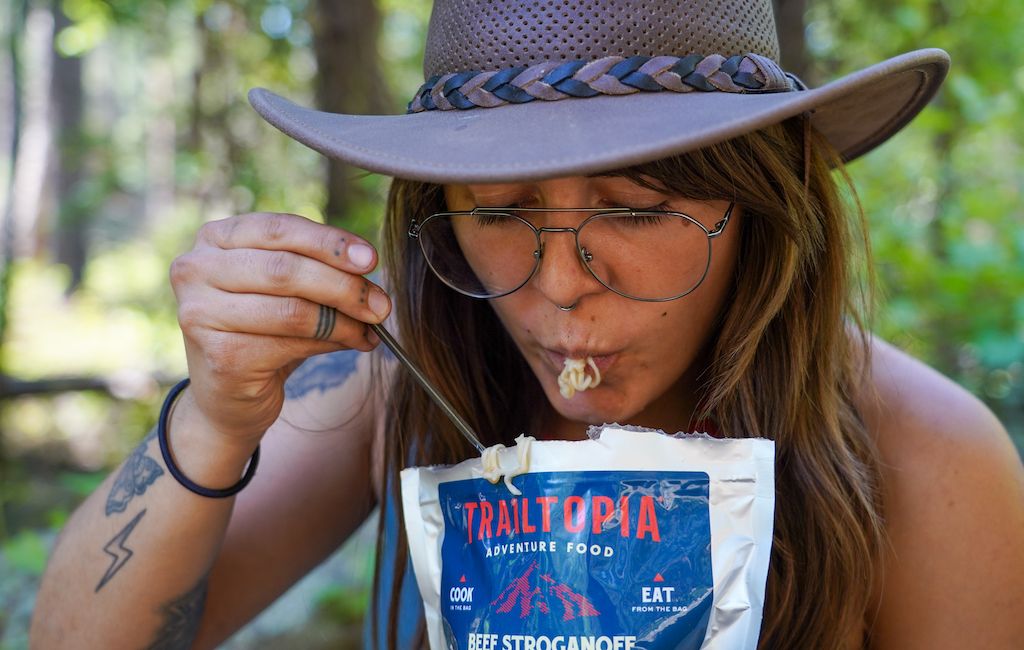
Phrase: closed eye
[
  {"left": 616, "top": 203, "right": 674, "bottom": 226},
  {"left": 620, "top": 213, "right": 670, "bottom": 226},
  {"left": 472, "top": 210, "right": 520, "bottom": 226}
]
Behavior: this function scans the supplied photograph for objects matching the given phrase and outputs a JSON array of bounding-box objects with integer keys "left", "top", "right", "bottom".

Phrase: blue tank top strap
[{"left": 362, "top": 482, "right": 425, "bottom": 648}]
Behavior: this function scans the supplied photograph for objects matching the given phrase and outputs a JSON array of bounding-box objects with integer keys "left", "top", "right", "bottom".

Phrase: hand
[{"left": 169, "top": 212, "right": 390, "bottom": 446}]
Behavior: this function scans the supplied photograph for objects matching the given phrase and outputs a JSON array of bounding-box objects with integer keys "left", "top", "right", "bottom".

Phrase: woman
[{"left": 32, "top": 1, "right": 1024, "bottom": 648}]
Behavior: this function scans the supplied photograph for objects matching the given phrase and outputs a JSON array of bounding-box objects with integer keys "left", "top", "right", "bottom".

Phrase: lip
[{"left": 542, "top": 347, "right": 620, "bottom": 375}]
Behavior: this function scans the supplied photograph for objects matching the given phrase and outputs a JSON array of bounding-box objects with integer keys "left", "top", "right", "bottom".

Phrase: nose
[{"left": 531, "top": 227, "right": 605, "bottom": 309}]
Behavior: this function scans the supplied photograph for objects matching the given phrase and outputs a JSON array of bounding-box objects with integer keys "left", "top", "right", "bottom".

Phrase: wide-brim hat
[{"left": 248, "top": 0, "right": 948, "bottom": 184}]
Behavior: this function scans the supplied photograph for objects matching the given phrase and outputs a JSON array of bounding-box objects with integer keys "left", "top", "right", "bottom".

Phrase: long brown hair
[{"left": 372, "top": 115, "right": 884, "bottom": 649}]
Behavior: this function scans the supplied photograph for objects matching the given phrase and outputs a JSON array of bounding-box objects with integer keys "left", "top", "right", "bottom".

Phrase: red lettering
[
  {"left": 467, "top": 493, "right": 660, "bottom": 542},
  {"left": 564, "top": 496, "right": 586, "bottom": 533},
  {"left": 619, "top": 495, "right": 630, "bottom": 537},
  {"left": 464, "top": 502, "right": 478, "bottom": 544},
  {"left": 538, "top": 496, "right": 558, "bottom": 532},
  {"left": 479, "top": 501, "right": 494, "bottom": 539},
  {"left": 592, "top": 496, "right": 614, "bottom": 534},
  {"left": 496, "top": 500, "right": 512, "bottom": 536},
  {"left": 636, "top": 496, "right": 661, "bottom": 542},
  {"left": 521, "top": 498, "right": 536, "bottom": 533}
]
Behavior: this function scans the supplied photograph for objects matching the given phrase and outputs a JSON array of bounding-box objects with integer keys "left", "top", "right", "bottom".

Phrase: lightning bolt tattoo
[{"left": 96, "top": 509, "right": 146, "bottom": 592}]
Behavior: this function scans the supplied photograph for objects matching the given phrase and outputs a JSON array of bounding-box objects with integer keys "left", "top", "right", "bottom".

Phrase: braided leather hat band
[{"left": 408, "top": 53, "right": 797, "bottom": 113}]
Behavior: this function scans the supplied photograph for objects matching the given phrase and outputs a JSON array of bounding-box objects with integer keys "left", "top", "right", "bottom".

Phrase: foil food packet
[{"left": 400, "top": 425, "right": 775, "bottom": 650}]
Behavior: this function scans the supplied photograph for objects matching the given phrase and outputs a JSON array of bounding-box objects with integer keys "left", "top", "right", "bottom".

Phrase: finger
[
  {"left": 188, "top": 248, "right": 391, "bottom": 324},
  {"left": 181, "top": 289, "right": 381, "bottom": 351},
  {"left": 195, "top": 212, "right": 378, "bottom": 275},
  {"left": 184, "top": 329, "right": 369, "bottom": 383}
]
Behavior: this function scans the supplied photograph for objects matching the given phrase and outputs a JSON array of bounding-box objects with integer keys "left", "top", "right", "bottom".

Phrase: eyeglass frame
[{"left": 408, "top": 202, "right": 736, "bottom": 303}]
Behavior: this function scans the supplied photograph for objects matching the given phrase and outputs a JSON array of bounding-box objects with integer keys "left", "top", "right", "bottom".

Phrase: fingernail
[
  {"left": 367, "top": 327, "right": 380, "bottom": 345},
  {"left": 369, "top": 289, "right": 390, "bottom": 319},
  {"left": 349, "top": 243, "right": 374, "bottom": 270}
]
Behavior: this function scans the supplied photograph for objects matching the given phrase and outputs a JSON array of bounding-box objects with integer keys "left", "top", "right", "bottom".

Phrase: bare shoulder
[{"left": 859, "top": 337, "right": 1024, "bottom": 648}]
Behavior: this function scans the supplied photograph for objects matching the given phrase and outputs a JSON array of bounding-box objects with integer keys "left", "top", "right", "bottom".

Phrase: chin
[{"left": 548, "top": 386, "right": 637, "bottom": 427}]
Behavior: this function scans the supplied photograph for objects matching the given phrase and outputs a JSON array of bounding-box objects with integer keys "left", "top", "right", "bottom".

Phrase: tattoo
[
  {"left": 145, "top": 578, "right": 208, "bottom": 650},
  {"left": 284, "top": 348, "right": 360, "bottom": 399},
  {"left": 96, "top": 509, "right": 146, "bottom": 592},
  {"left": 313, "top": 303, "right": 337, "bottom": 341},
  {"left": 106, "top": 430, "right": 164, "bottom": 516}
]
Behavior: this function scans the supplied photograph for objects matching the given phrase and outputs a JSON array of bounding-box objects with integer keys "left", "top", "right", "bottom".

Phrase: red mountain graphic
[
  {"left": 653, "top": 573, "right": 664, "bottom": 582},
  {"left": 491, "top": 560, "right": 600, "bottom": 622}
]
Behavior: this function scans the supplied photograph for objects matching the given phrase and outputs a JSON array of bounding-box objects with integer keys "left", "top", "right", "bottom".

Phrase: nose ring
[{"left": 557, "top": 302, "right": 578, "bottom": 312}]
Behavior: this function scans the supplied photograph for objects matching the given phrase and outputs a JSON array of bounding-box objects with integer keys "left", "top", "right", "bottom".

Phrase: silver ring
[
  {"left": 557, "top": 303, "right": 578, "bottom": 312},
  {"left": 313, "top": 304, "right": 337, "bottom": 340}
]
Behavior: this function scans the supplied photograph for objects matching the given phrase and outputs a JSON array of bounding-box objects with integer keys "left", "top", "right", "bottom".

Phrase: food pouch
[{"left": 401, "top": 425, "right": 775, "bottom": 650}]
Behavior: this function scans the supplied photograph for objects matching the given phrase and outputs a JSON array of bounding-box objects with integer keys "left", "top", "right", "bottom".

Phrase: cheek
[
  {"left": 485, "top": 294, "right": 537, "bottom": 350},
  {"left": 627, "top": 229, "right": 740, "bottom": 377},
  {"left": 648, "top": 295, "right": 724, "bottom": 367}
]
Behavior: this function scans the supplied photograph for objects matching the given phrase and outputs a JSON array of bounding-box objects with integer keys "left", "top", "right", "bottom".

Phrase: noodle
[
  {"left": 480, "top": 434, "right": 533, "bottom": 495},
  {"left": 476, "top": 357, "right": 600, "bottom": 493},
  {"left": 557, "top": 356, "right": 602, "bottom": 399},
  {"left": 476, "top": 357, "right": 601, "bottom": 493}
]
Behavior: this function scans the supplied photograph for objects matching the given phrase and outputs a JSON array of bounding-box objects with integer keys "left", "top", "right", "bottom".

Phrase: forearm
[{"left": 30, "top": 393, "right": 258, "bottom": 649}]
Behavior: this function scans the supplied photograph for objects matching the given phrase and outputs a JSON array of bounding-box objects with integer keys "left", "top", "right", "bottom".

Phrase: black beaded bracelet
[{"left": 157, "top": 378, "right": 260, "bottom": 498}]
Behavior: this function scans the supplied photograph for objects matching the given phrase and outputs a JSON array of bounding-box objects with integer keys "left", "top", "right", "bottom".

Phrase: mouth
[{"left": 542, "top": 347, "right": 619, "bottom": 376}]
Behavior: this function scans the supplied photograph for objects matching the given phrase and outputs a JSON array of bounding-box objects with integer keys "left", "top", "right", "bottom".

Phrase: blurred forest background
[{"left": 1, "top": 0, "right": 1022, "bottom": 647}]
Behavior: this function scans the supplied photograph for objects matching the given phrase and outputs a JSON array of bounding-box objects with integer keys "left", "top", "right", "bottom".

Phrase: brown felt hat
[{"left": 248, "top": 0, "right": 948, "bottom": 184}]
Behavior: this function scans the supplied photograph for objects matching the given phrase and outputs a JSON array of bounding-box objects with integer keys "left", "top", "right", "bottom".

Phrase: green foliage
[
  {"left": 808, "top": 0, "right": 1024, "bottom": 446},
  {"left": 315, "top": 584, "right": 369, "bottom": 626},
  {"left": 4, "top": 254, "right": 182, "bottom": 379},
  {"left": 57, "top": 470, "right": 106, "bottom": 497},
  {"left": 2, "top": 530, "right": 48, "bottom": 576},
  {"left": 378, "top": 0, "right": 433, "bottom": 102}
]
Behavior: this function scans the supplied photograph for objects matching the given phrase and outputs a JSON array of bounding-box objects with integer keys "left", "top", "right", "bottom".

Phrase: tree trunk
[
  {"left": 311, "top": 0, "right": 392, "bottom": 226},
  {"left": 0, "top": 0, "right": 31, "bottom": 525},
  {"left": 1, "top": 0, "right": 29, "bottom": 360},
  {"left": 50, "top": 0, "right": 87, "bottom": 292},
  {"left": 772, "top": 0, "right": 810, "bottom": 83}
]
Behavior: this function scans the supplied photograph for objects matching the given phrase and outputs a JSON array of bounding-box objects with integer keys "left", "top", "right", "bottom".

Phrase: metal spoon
[{"left": 369, "top": 322, "right": 486, "bottom": 454}]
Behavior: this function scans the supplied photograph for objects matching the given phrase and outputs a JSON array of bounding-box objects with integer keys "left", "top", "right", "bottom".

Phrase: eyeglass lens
[{"left": 417, "top": 211, "right": 712, "bottom": 301}]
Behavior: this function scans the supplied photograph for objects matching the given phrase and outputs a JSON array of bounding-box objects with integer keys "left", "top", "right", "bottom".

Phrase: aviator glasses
[{"left": 409, "top": 203, "right": 735, "bottom": 302}]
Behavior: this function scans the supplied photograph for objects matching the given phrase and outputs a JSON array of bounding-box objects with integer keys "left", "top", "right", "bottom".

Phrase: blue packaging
[{"left": 402, "top": 426, "right": 775, "bottom": 650}]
